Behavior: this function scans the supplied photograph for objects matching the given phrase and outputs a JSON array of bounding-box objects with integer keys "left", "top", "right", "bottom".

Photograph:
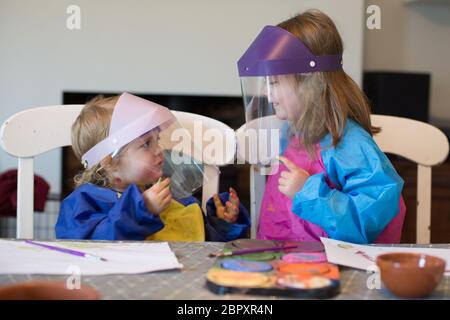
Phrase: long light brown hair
[
  {"left": 71, "top": 95, "right": 120, "bottom": 188},
  {"left": 278, "top": 9, "right": 380, "bottom": 156}
]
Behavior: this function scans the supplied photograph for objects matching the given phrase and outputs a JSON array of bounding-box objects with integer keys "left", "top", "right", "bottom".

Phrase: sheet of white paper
[
  {"left": 0, "top": 240, "right": 183, "bottom": 275},
  {"left": 321, "top": 238, "right": 450, "bottom": 276}
]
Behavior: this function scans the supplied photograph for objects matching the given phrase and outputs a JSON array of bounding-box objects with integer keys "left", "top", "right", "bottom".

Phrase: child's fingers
[
  {"left": 216, "top": 206, "right": 226, "bottom": 220},
  {"left": 278, "top": 156, "right": 298, "bottom": 172},
  {"left": 222, "top": 208, "right": 232, "bottom": 222},
  {"left": 213, "top": 193, "right": 224, "bottom": 209},
  {"left": 229, "top": 188, "right": 238, "bottom": 199},
  {"left": 149, "top": 182, "right": 161, "bottom": 192},
  {"left": 229, "top": 189, "right": 240, "bottom": 208},
  {"left": 224, "top": 209, "right": 237, "bottom": 223},
  {"left": 160, "top": 177, "right": 171, "bottom": 189},
  {"left": 278, "top": 178, "right": 289, "bottom": 190},
  {"left": 225, "top": 201, "right": 234, "bottom": 213},
  {"left": 162, "top": 193, "right": 172, "bottom": 207},
  {"left": 280, "top": 171, "right": 290, "bottom": 179},
  {"left": 278, "top": 177, "right": 288, "bottom": 186},
  {"left": 278, "top": 184, "right": 287, "bottom": 195},
  {"left": 230, "top": 197, "right": 239, "bottom": 210},
  {"left": 225, "top": 201, "right": 239, "bottom": 218},
  {"left": 157, "top": 186, "right": 171, "bottom": 200},
  {"left": 229, "top": 193, "right": 239, "bottom": 209},
  {"left": 153, "top": 177, "right": 171, "bottom": 192}
]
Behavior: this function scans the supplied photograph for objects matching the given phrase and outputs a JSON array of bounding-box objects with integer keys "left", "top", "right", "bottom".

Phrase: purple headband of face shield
[
  {"left": 237, "top": 25, "right": 343, "bottom": 77},
  {"left": 81, "top": 93, "right": 175, "bottom": 170}
]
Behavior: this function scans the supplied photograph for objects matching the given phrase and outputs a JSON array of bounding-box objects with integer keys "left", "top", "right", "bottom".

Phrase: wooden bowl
[
  {"left": 376, "top": 252, "right": 446, "bottom": 298},
  {"left": 0, "top": 280, "right": 100, "bottom": 300}
]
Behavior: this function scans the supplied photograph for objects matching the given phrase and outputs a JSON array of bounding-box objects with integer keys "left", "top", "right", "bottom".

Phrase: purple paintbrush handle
[
  {"left": 230, "top": 245, "right": 299, "bottom": 256},
  {"left": 25, "top": 240, "right": 86, "bottom": 257}
]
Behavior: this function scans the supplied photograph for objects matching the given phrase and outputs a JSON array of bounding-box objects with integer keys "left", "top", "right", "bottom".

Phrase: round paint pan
[
  {"left": 221, "top": 259, "right": 273, "bottom": 272},
  {"left": 278, "top": 263, "right": 330, "bottom": 275},
  {"left": 207, "top": 268, "right": 271, "bottom": 288},
  {"left": 281, "top": 252, "right": 327, "bottom": 264},
  {"left": 277, "top": 274, "right": 332, "bottom": 289},
  {"left": 237, "top": 252, "right": 278, "bottom": 261}
]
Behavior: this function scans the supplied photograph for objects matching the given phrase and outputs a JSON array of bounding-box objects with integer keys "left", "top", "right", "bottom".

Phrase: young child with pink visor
[{"left": 56, "top": 93, "right": 250, "bottom": 241}]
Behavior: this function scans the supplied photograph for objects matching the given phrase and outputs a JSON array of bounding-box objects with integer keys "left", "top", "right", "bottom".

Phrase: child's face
[
  {"left": 115, "top": 130, "right": 164, "bottom": 187},
  {"left": 267, "top": 76, "right": 301, "bottom": 121}
]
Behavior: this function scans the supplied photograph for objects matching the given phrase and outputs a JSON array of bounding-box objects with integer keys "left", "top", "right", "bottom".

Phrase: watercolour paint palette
[{"left": 206, "top": 239, "right": 340, "bottom": 299}]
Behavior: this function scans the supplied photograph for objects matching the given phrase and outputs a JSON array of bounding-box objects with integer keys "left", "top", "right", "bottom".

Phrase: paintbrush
[
  {"left": 25, "top": 240, "right": 108, "bottom": 262},
  {"left": 208, "top": 244, "right": 299, "bottom": 258}
]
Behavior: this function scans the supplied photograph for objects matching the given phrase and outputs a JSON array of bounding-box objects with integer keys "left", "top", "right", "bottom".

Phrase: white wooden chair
[
  {"left": 236, "top": 115, "right": 449, "bottom": 243},
  {"left": 371, "top": 115, "right": 449, "bottom": 243},
  {"left": 0, "top": 105, "right": 235, "bottom": 239}
]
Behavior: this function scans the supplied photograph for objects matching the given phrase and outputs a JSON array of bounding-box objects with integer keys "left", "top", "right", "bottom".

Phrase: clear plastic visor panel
[
  {"left": 239, "top": 76, "right": 288, "bottom": 170},
  {"left": 113, "top": 118, "right": 217, "bottom": 199}
]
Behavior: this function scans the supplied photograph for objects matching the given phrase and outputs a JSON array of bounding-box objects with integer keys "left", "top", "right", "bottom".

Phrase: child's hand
[
  {"left": 278, "top": 156, "right": 310, "bottom": 199},
  {"left": 142, "top": 178, "right": 172, "bottom": 215},
  {"left": 213, "top": 188, "right": 240, "bottom": 223}
]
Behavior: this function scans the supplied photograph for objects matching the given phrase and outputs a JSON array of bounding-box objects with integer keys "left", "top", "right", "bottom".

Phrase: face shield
[
  {"left": 82, "top": 93, "right": 214, "bottom": 199},
  {"left": 237, "top": 25, "right": 342, "bottom": 170}
]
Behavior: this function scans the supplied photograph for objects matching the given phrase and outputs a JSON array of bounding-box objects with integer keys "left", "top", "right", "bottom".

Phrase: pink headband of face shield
[{"left": 81, "top": 93, "right": 175, "bottom": 170}]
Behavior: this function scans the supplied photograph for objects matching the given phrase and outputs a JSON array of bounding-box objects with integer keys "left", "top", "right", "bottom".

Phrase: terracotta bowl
[
  {"left": 376, "top": 252, "right": 446, "bottom": 298},
  {"left": 0, "top": 281, "right": 100, "bottom": 300}
]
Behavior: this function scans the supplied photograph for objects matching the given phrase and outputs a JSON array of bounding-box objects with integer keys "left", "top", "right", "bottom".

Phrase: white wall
[
  {"left": 0, "top": 0, "right": 365, "bottom": 194},
  {"left": 365, "top": 0, "right": 450, "bottom": 125}
]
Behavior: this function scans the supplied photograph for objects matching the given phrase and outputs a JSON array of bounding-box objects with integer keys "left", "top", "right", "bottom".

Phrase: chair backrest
[
  {"left": 371, "top": 115, "right": 448, "bottom": 243},
  {"left": 0, "top": 105, "right": 235, "bottom": 239},
  {"left": 236, "top": 114, "right": 449, "bottom": 243}
]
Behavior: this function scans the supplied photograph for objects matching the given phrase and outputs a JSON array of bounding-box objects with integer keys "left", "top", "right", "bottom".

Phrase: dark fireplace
[{"left": 62, "top": 92, "right": 251, "bottom": 209}]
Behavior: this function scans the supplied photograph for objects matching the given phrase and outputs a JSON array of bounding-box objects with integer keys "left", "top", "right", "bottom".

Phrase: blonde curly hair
[{"left": 71, "top": 95, "right": 120, "bottom": 188}]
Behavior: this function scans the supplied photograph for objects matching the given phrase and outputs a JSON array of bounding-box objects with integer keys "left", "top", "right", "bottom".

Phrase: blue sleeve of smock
[
  {"left": 56, "top": 184, "right": 163, "bottom": 240},
  {"left": 291, "top": 122, "right": 404, "bottom": 244}
]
